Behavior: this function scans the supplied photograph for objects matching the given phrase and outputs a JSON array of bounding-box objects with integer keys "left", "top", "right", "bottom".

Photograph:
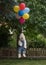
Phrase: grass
[{"left": 0, "top": 59, "right": 46, "bottom": 65}]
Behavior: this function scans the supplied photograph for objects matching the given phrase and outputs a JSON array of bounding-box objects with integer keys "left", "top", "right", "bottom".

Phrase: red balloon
[
  {"left": 19, "top": 17, "right": 25, "bottom": 24},
  {"left": 19, "top": 3, "right": 26, "bottom": 10}
]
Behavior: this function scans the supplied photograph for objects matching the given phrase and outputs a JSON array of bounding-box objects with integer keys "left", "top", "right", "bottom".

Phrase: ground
[{"left": 0, "top": 59, "right": 46, "bottom": 65}]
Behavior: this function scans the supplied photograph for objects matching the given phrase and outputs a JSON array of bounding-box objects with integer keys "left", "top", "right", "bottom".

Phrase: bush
[
  {"left": 0, "top": 24, "right": 11, "bottom": 48},
  {"left": 28, "top": 40, "right": 45, "bottom": 48}
]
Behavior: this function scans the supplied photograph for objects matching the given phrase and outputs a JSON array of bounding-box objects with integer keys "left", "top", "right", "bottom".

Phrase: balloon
[
  {"left": 13, "top": 6, "right": 20, "bottom": 13},
  {"left": 23, "top": 7, "right": 30, "bottom": 13},
  {"left": 19, "top": 17, "right": 25, "bottom": 24},
  {"left": 19, "top": 3, "right": 26, "bottom": 10},
  {"left": 18, "top": 10, "right": 24, "bottom": 16},
  {"left": 16, "top": 14, "right": 21, "bottom": 19},
  {"left": 23, "top": 13, "right": 29, "bottom": 19}
]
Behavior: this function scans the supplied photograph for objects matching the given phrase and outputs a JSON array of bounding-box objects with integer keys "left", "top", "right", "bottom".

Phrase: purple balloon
[{"left": 19, "top": 17, "right": 25, "bottom": 24}]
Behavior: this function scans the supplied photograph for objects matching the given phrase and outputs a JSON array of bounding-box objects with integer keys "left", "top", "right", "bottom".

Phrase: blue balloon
[
  {"left": 23, "top": 7, "right": 30, "bottom": 13},
  {"left": 18, "top": 10, "right": 24, "bottom": 16}
]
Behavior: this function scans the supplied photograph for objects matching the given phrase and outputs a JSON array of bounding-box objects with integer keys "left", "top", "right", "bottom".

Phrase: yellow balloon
[
  {"left": 13, "top": 6, "right": 20, "bottom": 13},
  {"left": 23, "top": 13, "right": 29, "bottom": 19}
]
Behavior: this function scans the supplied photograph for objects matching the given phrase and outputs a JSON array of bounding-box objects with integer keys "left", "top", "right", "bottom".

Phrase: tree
[{"left": 0, "top": 0, "right": 46, "bottom": 47}]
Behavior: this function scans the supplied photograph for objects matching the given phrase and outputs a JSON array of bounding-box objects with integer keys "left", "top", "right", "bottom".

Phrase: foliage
[
  {"left": 0, "top": 0, "right": 46, "bottom": 48},
  {"left": 0, "top": 24, "right": 10, "bottom": 47}
]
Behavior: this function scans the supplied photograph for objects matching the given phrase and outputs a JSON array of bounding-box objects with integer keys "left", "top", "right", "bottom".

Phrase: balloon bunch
[{"left": 13, "top": 3, "right": 30, "bottom": 24}]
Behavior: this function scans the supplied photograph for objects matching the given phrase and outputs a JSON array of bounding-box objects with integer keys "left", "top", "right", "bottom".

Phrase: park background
[{"left": 0, "top": 0, "right": 46, "bottom": 65}]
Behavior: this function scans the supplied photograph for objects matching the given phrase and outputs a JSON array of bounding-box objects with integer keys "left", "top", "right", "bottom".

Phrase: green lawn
[{"left": 0, "top": 59, "right": 46, "bottom": 65}]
